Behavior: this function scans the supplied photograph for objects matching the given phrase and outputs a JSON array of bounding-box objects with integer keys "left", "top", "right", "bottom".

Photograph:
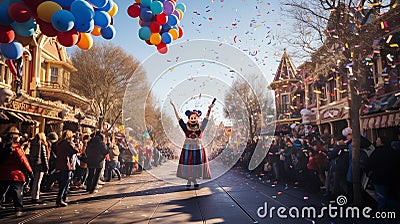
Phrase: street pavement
[{"left": 0, "top": 163, "right": 398, "bottom": 224}]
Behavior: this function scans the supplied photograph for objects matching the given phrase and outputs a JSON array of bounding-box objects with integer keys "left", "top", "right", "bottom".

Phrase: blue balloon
[
  {"left": 150, "top": 1, "right": 163, "bottom": 15},
  {"left": 0, "top": 41, "right": 23, "bottom": 59},
  {"left": 53, "top": 0, "right": 74, "bottom": 8},
  {"left": 0, "top": 1, "right": 13, "bottom": 25},
  {"left": 141, "top": 0, "right": 152, "bottom": 7},
  {"left": 161, "top": 32, "right": 172, "bottom": 44},
  {"left": 71, "top": 0, "right": 94, "bottom": 22},
  {"left": 74, "top": 19, "right": 94, "bottom": 32},
  {"left": 161, "top": 23, "right": 171, "bottom": 33},
  {"left": 11, "top": 18, "right": 37, "bottom": 37},
  {"left": 100, "top": 25, "right": 115, "bottom": 40},
  {"left": 140, "top": 8, "right": 153, "bottom": 22},
  {"left": 52, "top": 10, "right": 75, "bottom": 32},
  {"left": 140, "top": 21, "right": 152, "bottom": 27},
  {"left": 167, "top": 14, "right": 178, "bottom": 26},
  {"left": 93, "top": 10, "right": 111, "bottom": 28},
  {"left": 98, "top": 0, "right": 113, "bottom": 12},
  {"left": 175, "top": 3, "right": 186, "bottom": 13},
  {"left": 87, "top": 0, "right": 108, "bottom": 8},
  {"left": 138, "top": 26, "right": 151, "bottom": 40}
]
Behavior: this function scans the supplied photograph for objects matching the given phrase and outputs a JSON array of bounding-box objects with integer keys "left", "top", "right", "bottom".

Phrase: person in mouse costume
[{"left": 170, "top": 99, "right": 214, "bottom": 188}]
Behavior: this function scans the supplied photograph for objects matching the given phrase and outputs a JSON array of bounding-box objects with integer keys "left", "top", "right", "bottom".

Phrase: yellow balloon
[
  {"left": 168, "top": 29, "right": 178, "bottom": 40},
  {"left": 91, "top": 26, "right": 101, "bottom": 36},
  {"left": 176, "top": 9, "right": 184, "bottom": 20},
  {"left": 37, "top": 1, "right": 62, "bottom": 23},
  {"left": 77, "top": 33, "right": 93, "bottom": 50},
  {"left": 149, "top": 33, "right": 161, "bottom": 45},
  {"left": 108, "top": 2, "right": 118, "bottom": 17}
]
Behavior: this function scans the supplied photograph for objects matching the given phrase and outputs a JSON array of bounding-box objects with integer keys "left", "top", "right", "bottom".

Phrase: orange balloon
[
  {"left": 77, "top": 32, "right": 93, "bottom": 50},
  {"left": 135, "top": 0, "right": 140, "bottom": 3},
  {"left": 91, "top": 26, "right": 101, "bottom": 36},
  {"left": 149, "top": 33, "right": 161, "bottom": 45},
  {"left": 176, "top": 9, "right": 183, "bottom": 20},
  {"left": 168, "top": 29, "right": 178, "bottom": 40},
  {"left": 108, "top": 2, "right": 118, "bottom": 17}
]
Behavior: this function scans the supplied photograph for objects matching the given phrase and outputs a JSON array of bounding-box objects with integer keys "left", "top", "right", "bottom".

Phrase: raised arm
[
  {"left": 205, "top": 101, "right": 215, "bottom": 119},
  {"left": 170, "top": 99, "right": 181, "bottom": 121}
]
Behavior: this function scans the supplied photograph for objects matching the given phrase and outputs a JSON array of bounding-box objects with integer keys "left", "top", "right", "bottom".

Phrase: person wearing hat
[
  {"left": 0, "top": 126, "right": 33, "bottom": 217},
  {"left": 170, "top": 99, "right": 214, "bottom": 188}
]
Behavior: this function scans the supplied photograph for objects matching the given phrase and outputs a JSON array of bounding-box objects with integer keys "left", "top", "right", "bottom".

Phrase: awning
[
  {"left": 362, "top": 111, "right": 400, "bottom": 129},
  {"left": 6, "top": 111, "right": 36, "bottom": 125}
]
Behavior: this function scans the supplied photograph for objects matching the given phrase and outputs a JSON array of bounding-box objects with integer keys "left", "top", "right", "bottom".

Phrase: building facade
[{"left": 0, "top": 31, "right": 96, "bottom": 137}]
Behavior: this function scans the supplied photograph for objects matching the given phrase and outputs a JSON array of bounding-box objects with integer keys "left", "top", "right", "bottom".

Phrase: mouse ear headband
[{"left": 185, "top": 110, "right": 202, "bottom": 117}]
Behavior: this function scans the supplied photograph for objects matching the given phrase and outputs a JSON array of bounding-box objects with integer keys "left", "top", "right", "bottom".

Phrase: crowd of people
[
  {"left": 1, "top": 123, "right": 399, "bottom": 217},
  {"left": 0, "top": 126, "right": 175, "bottom": 217},
  {"left": 241, "top": 126, "right": 400, "bottom": 212}
]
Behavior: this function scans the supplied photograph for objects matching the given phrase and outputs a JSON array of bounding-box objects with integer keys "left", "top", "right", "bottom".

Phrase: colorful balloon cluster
[
  {"left": 0, "top": 0, "right": 118, "bottom": 59},
  {"left": 128, "top": 0, "right": 186, "bottom": 54}
]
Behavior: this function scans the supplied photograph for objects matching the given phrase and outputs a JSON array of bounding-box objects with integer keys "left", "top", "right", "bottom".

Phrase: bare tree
[
  {"left": 144, "top": 94, "right": 174, "bottom": 146},
  {"left": 69, "top": 42, "right": 142, "bottom": 129},
  {"left": 224, "top": 77, "right": 274, "bottom": 142},
  {"left": 281, "top": 0, "right": 397, "bottom": 205}
]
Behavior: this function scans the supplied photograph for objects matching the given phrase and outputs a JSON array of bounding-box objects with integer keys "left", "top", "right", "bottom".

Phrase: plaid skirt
[{"left": 176, "top": 139, "right": 211, "bottom": 180}]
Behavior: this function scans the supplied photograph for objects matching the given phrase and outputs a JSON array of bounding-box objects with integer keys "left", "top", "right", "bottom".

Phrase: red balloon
[
  {"left": 127, "top": 4, "right": 141, "bottom": 18},
  {"left": 178, "top": 25, "right": 183, "bottom": 38},
  {"left": 157, "top": 43, "right": 168, "bottom": 54},
  {"left": 22, "top": 0, "right": 43, "bottom": 17},
  {"left": 0, "top": 25, "right": 15, "bottom": 44},
  {"left": 145, "top": 40, "right": 153, "bottom": 45},
  {"left": 57, "top": 29, "right": 79, "bottom": 47},
  {"left": 37, "top": 18, "right": 57, "bottom": 37},
  {"left": 149, "top": 21, "right": 161, "bottom": 33},
  {"left": 8, "top": 2, "right": 32, "bottom": 23},
  {"left": 156, "top": 13, "right": 168, "bottom": 25}
]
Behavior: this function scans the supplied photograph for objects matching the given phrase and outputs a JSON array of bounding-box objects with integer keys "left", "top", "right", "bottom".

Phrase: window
[
  {"left": 0, "top": 60, "right": 10, "bottom": 85},
  {"left": 328, "top": 76, "right": 337, "bottom": 102},
  {"left": 281, "top": 94, "right": 290, "bottom": 113},
  {"left": 50, "top": 67, "right": 59, "bottom": 83}
]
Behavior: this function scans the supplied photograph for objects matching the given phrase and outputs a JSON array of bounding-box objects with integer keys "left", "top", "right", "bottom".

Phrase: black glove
[{"left": 28, "top": 172, "right": 34, "bottom": 180}]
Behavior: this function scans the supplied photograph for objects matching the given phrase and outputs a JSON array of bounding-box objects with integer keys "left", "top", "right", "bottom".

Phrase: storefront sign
[
  {"left": 320, "top": 108, "right": 342, "bottom": 120},
  {"left": 6, "top": 100, "right": 59, "bottom": 119}
]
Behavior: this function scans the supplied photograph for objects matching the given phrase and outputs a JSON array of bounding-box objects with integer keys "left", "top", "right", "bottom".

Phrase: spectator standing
[
  {"left": 0, "top": 126, "right": 33, "bottom": 217},
  {"left": 86, "top": 132, "right": 109, "bottom": 193},
  {"left": 106, "top": 135, "right": 121, "bottom": 182},
  {"left": 29, "top": 133, "right": 49, "bottom": 204},
  {"left": 55, "top": 130, "right": 79, "bottom": 207}
]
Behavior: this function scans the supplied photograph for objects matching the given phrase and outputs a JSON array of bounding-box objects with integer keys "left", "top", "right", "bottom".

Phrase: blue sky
[
  {"left": 99, "top": 0, "right": 290, "bottom": 125},
  {"left": 68, "top": 0, "right": 291, "bottom": 126},
  {"left": 88, "top": 0, "right": 290, "bottom": 82}
]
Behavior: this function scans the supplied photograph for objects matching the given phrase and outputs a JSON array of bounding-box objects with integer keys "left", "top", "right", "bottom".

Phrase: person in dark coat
[
  {"left": 0, "top": 126, "right": 33, "bottom": 217},
  {"left": 29, "top": 132, "right": 49, "bottom": 204},
  {"left": 366, "top": 137, "right": 396, "bottom": 210},
  {"left": 55, "top": 130, "right": 79, "bottom": 207},
  {"left": 41, "top": 132, "right": 58, "bottom": 192},
  {"left": 85, "top": 131, "right": 109, "bottom": 193}
]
